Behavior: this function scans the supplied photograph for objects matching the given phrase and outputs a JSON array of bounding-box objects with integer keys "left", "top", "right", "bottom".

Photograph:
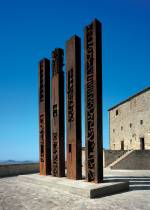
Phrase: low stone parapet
[
  {"left": 0, "top": 163, "right": 39, "bottom": 177},
  {"left": 103, "top": 150, "right": 127, "bottom": 167}
]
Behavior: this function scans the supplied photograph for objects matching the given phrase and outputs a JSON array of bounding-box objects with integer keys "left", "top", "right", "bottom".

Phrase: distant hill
[{"left": 0, "top": 160, "right": 39, "bottom": 165}]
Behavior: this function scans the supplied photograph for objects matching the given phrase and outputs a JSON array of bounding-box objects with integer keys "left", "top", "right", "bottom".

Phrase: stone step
[
  {"left": 130, "top": 181, "right": 150, "bottom": 185},
  {"left": 104, "top": 177, "right": 150, "bottom": 190},
  {"left": 130, "top": 185, "right": 150, "bottom": 190}
]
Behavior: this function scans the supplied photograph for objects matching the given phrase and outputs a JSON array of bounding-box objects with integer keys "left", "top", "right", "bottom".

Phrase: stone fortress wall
[{"left": 109, "top": 88, "right": 150, "bottom": 150}]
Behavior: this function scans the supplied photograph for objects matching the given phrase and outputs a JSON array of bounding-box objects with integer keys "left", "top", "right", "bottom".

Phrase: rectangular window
[
  {"left": 121, "top": 126, "right": 123, "bottom": 131},
  {"left": 130, "top": 123, "right": 132, "bottom": 128},
  {"left": 116, "top": 110, "right": 118, "bottom": 116},
  {"left": 140, "top": 120, "right": 143, "bottom": 125}
]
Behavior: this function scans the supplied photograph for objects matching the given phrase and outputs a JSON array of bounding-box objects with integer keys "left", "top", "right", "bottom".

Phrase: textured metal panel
[
  {"left": 66, "top": 35, "right": 82, "bottom": 180},
  {"left": 84, "top": 19, "right": 103, "bottom": 183},
  {"left": 39, "top": 58, "right": 51, "bottom": 175},
  {"left": 52, "top": 48, "right": 65, "bottom": 177}
]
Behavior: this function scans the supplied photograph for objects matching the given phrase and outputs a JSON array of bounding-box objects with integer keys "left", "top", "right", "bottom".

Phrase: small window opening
[
  {"left": 116, "top": 110, "right": 118, "bottom": 115},
  {"left": 140, "top": 120, "right": 143, "bottom": 125}
]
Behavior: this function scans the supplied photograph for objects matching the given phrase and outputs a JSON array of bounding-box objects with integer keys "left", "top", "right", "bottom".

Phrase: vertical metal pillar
[
  {"left": 39, "top": 58, "right": 51, "bottom": 175},
  {"left": 84, "top": 19, "right": 103, "bottom": 183},
  {"left": 52, "top": 48, "right": 65, "bottom": 177},
  {"left": 66, "top": 35, "right": 82, "bottom": 179}
]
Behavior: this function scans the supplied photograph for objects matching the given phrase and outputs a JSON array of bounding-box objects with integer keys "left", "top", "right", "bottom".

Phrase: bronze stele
[
  {"left": 39, "top": 58, "right": 51, "bottom": 175},
  {"left": 66, "top": 35, "right": 82, "bottom": 180},
  {"left": 52, "top": 48, "right": 65, "bottom": 177},
  {"left": 84, "top": 19, "right": 103, "bottom": 183}
]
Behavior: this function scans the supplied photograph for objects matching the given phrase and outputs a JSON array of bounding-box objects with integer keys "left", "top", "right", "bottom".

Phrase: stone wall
[
  {"left": 0, "top": 163, "right": 39, "bottom": 177},
  {"left": 82, "top": 149, "right": 126, "bottom": 169},
  {"left": 82, "top": 149, "right": 128, "bottom": 169},
  {"left": 111, "top": 150, "right": 150, "bottom": 170},
  {"left": 104, "top": 150, "right": 127, "bottom": 167},
  {"left": 109, "top": 89, "right": 150, "bottom": 150}
]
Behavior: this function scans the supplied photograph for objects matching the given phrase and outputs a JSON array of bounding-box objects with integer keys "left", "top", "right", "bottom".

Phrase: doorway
[
  {"left": 121, "top": 141, "right": 124, "bottom": 150},
  {"left": 140, "top": 138, "right": 145, "bottom": 150}
]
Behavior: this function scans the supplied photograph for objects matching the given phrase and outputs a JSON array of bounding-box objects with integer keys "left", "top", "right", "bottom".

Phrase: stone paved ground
[{"left": 0, "top": 170, "right": 150, "bottom": 210}]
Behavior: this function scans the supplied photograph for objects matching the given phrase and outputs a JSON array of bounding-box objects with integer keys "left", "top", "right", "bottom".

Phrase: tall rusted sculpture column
[
  {"left": 66, "top": 35, "right": 82, "bottom": 180},
  {"left": 52, "top": 48, "right": 65, "bottom": 177},
  {"left": 84, "top": 19, "right": 103, "bottom": 183},
  {"left": 39, "top": 58, "right": 51, "bottom": 175}
]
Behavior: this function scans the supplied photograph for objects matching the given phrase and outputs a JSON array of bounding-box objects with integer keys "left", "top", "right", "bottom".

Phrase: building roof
[{"left": 108, "top": 87, "right": 150, "bottom": 111}]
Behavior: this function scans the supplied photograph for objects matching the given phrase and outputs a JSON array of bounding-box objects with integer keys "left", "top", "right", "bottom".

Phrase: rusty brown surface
[
  {"left": 52, "top": 48, "right": 65, "bottom": 177},
  {"left": 39, "top": 58, "right": 51, "bottom": 175},
  {"left": 84, "top": 19, "right": 103, "bottom": 183},
  {"left": 66, "top": 36, "right": 82, "bottom": 180}
]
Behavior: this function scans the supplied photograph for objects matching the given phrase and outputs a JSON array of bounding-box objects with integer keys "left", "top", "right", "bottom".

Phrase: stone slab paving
[{"left": 0, "top": 170, "right": 150, "bottom": 210}]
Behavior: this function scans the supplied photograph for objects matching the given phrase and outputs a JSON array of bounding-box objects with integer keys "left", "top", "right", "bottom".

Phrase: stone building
[{"left": 109, "top": 87, "right": 150, "bottom": 150}]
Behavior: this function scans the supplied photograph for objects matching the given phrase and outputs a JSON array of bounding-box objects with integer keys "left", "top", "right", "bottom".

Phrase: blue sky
[{"left": 0, "top": 0, "right": 150, "bottom": 161}]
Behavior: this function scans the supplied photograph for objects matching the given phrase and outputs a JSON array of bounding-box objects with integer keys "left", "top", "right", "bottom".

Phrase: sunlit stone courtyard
[{"left": 0, "top": 169, "right": 150, "bottom": 210}]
